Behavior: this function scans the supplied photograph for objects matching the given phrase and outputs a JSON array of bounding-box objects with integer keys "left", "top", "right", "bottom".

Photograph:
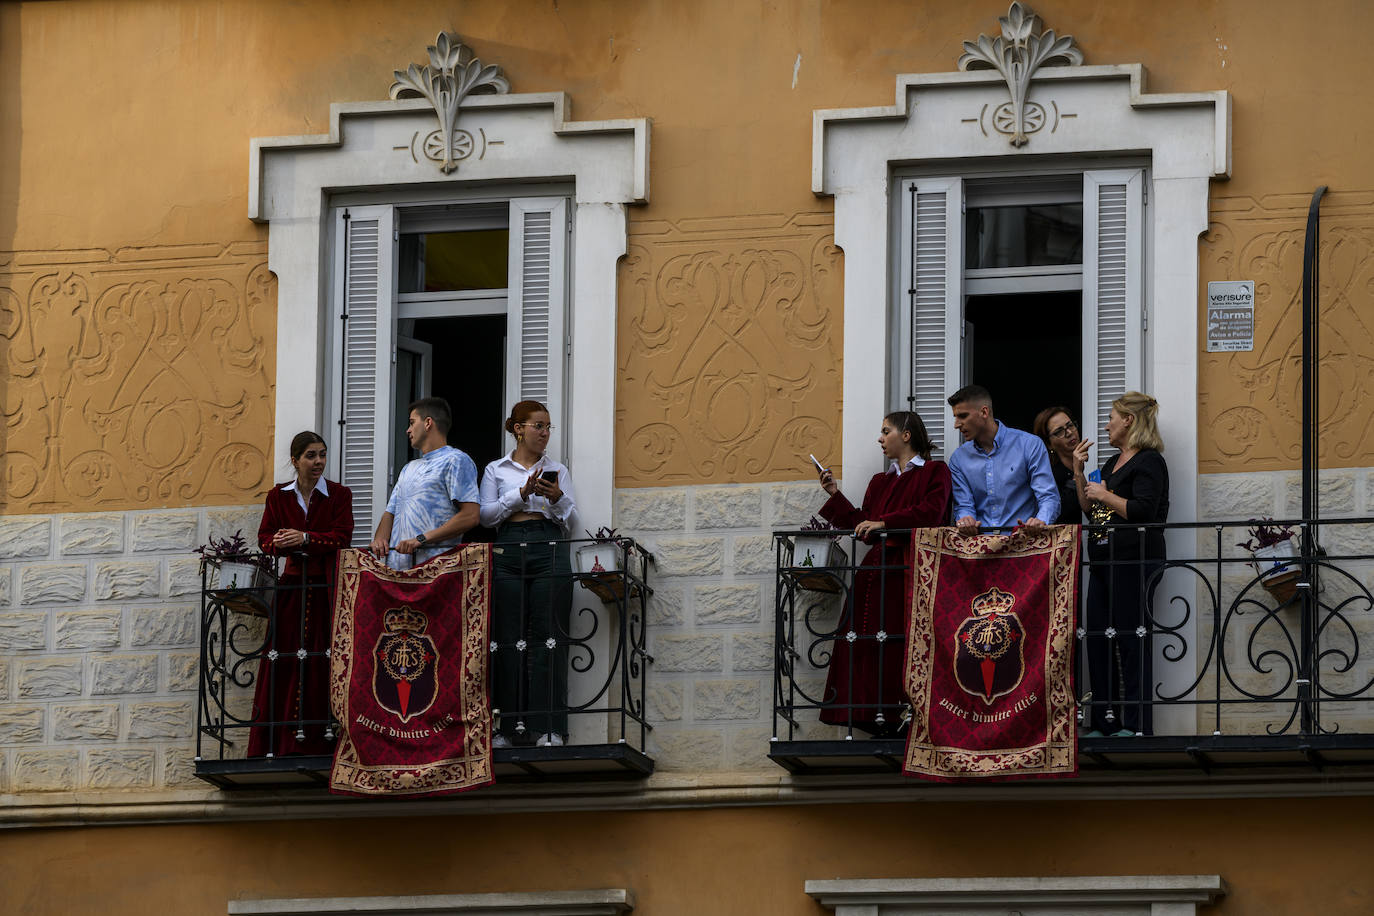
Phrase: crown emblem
[
  {"left": 383, "top": 606, "right": 429, "bottom": 635},
  {"left": 971, "top": 586, "right": 1016, "bottom": 616}
]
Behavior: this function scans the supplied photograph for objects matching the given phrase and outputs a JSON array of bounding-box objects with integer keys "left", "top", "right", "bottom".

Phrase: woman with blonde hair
[{"left": 1072, "top": 391, "right": 1169, "bottom": 737}]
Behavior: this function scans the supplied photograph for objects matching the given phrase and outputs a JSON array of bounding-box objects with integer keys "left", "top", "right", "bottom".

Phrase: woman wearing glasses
[
  {"left": 1032, "top": 406, "right": 1089, "bottom": 526},
  {"left": 480, "top": 400, "right": 577, "bottom": 748}
]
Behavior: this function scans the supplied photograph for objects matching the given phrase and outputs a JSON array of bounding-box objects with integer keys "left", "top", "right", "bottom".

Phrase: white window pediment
[
  {"left": 812, "top": 35, "right": 1229, "bottom": 509},
  {"left": 249, "top": 33, "right": 649, "bottom": 531}
]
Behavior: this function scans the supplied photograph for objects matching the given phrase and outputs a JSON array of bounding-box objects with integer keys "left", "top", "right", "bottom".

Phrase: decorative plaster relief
[
  {"left": 958, "top": 2, "right": 1083, "bottom": 147},
  {"left": 1199, "top": 190, "right": 1374, "bottom": 472},
  {"left": 389, "top": 31, "right": 510, "bottom": 174},
  {"left": 0, "top": 244, "right": 274, "bottom": 513},
  {"left": 616, "top": 213, "right": 842, "bottom": 486}
]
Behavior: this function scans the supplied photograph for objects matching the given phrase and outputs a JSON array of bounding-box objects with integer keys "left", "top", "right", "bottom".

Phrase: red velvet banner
[
  {"left": 903, "top": 526, "right": 1079, "bottom": 780},
  {"left": 329, "top": 546, "right": 493, "bottom": 796}
]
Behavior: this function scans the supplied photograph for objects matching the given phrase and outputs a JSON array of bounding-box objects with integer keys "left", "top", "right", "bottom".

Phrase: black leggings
[
  {"left": 1084, "top": 558, "right": 1161, "bottom": 735},
  {"left": 492, "top": 518, "right": 572, "bottom": 740}
]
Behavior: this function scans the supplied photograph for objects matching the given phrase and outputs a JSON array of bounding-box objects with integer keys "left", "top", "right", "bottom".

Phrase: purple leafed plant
[
  {"left": 194, "top": 530, "right": 274, "bottom": 574},
  {"left": 1237, "top": 518, "right": 1296, "bottom": 552},
  {"left": 801, "top": 515, "right": 842, "bottom": 542}
]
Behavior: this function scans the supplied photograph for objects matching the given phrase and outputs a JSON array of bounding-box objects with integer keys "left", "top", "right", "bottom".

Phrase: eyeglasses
[
  {"left": 520, "top": 421, "right": 555, "bottom": 432},
  {"left": 1049, "top": 420, "right": 1077, "bottom": 440}
]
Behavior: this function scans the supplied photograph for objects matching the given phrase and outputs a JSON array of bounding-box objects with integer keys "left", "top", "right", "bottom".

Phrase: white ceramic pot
[
  {"left": 1251, "top": 539, "right": 1298, "bottom": 582},
  {"left": 575, "top": 542, "right": 623, "bottom": 575}
]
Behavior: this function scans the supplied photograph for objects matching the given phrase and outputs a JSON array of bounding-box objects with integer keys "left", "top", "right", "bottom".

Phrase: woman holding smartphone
[
  {"left": 480, "top": 400, "right": 577, "bottom": 747},
  {"left": 814, "top": 411, "right": 952, "bottom": 736}
]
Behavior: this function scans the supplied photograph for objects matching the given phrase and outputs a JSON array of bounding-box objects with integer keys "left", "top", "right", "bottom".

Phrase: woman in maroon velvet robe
[
  {"left": 248, "top": 431, "right": 354, "bottom": 757},
  {"left": 815, "top": 411, "right": 952, "bottom": 736}
]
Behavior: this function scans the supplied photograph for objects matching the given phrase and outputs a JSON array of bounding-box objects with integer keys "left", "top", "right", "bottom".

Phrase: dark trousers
[
  {"left": 492, "top": 519, "right": 572, "bottom": 741},
  {"left": 1085, "top": 557, "right": 1161, "bottom": 735}
]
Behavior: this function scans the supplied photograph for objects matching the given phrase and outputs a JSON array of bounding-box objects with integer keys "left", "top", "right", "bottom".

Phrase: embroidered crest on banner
[
  {"left": 372, "top": 606, "right": 440, "bottom": 724},
  {"left": 953, "top": 586, "right": 1027, "bottom": 705}
]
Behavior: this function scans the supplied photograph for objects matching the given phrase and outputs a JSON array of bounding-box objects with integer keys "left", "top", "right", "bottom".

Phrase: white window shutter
[
  {"left": 507, "top": 198, "right": 569, "bottom": 448},
  {"left": 1082, "top": 169, "right": 1144, "bottom": 459},
  {"left": 900, "top": 178, "right": 964, "bottom": 459},
  {"left": 331, "top": 205, "right": 396, "bottom": 547}
]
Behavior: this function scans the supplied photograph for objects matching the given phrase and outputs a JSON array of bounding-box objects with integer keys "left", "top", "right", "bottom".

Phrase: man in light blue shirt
[
  {"left": 368, "top": 397, "right": 480, "bottom": 570},
  {"left": 947, "top": 384, "right": 1059, "bottom": 537}
]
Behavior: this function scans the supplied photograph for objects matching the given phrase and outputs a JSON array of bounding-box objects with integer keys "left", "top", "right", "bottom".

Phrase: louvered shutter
[
  {"left": 331, "top": 205, "right": 396, "bottom": 547},
  {"left": 507, "top": 198, "right": 569, "bottom": 450},
  {"left": 900, "top": 178, "right": 964, "bottom": 459},
  {"left": 1082, "top": 170, "right": 1144, "bottom": 460}
]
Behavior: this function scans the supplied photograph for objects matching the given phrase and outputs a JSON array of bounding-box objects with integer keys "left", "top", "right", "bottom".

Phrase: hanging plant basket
[
  {"left": 203, "top": 557, "right": 277, "bottom": 617},
  {"left": 789, "top": 536, "right": 848, "bottom": 594},
  {"left": 1251, "top": 540, "right": 1299, "bottom": 604},
  {"left": 575, "top": 537, "right": 642, "bottom": 603}
]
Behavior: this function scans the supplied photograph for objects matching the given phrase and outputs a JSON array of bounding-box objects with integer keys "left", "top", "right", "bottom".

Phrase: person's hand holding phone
[
  {"left": 811, "top": 454, "right": 838, "bottom": 496},
  {"left": 533, "top": 468, "right": 563, "bottom": 504}
]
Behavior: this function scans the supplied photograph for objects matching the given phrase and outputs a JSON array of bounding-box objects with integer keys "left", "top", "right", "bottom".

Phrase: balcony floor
[
  {"left": 195, "top": 743, "right": 654, "bottom": 790},
  {"left": 768, "top": 734, "right": 1374, "bottom": 776}
]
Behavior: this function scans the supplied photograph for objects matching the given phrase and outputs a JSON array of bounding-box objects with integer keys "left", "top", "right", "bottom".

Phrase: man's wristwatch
[{"left": 415, "top": 532, "right": 428, "bottom": 546}]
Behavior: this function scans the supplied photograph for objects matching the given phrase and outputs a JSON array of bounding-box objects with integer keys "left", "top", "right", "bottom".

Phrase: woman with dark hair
[
  {"left": 250, "top": 431, "right": 354, "bottom": 757},
  {"left": 1074, "top": 391, "right": 1170, "bottom": 736},
  {"left": 1032, "top": 405, "right": 1089, "bottom": 526},
  {"left": 814, "top": 410, "right": 952, "bottom": 736},
  {"left": 479, "top": 400, "right": 577, "bottom": 747}
]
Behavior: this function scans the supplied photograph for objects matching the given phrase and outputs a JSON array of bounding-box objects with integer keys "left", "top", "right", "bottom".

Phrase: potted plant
[
  {"left": 1237, "top": 518, "right": 1300, "bottom": 603},
  {"left": 789, "top": 516, "right": 848, "bottom": 594},
  {"left": 575, "top": 527, "right": 645, "bottom": 603},
  {"left": 196, "top": 530, "right": 277, "bottom": 617}
]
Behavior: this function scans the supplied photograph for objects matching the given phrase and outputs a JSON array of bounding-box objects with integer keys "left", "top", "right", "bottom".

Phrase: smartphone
[
  {"left": 540, "top": 470, "right": 559, "bottom": 483},
  {"left": 809, "top": 454, "right": 827, "bottom": 473}
]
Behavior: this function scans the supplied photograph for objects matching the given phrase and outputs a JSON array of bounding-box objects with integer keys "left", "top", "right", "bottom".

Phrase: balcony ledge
[{"left": 194, "top": 743, "right": 654, "bottom": 790}]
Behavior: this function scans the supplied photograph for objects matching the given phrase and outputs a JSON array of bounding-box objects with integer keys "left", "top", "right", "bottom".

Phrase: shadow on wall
[{"left": 0, "top": 2, "right": 19, "bottom": 508}]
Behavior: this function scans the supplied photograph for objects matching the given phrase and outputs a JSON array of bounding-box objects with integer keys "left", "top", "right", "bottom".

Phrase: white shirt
[
  {"left": 479, "top": 452, "right": 577, "bottom": 534},
  {"left": 282, "top": 477, "right": 330, "bottom": 515},
  {"left": 886, "top": 455, "right": 926, "bottom": 475}
]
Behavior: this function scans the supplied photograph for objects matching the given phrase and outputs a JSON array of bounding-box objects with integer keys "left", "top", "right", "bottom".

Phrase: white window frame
[
  {"left": 326, "top": 195, "right": 571, "bottom": 545},
  {"left": 894, "top": 165, "right": 1145, "bottom": 464},
  {"left": 229, "top": 889, "right": 634, "bottom": 915},
  {"left": 249, "top": 92, "right": 649, "bottom": 535},
  {"left": 815, "top": 63, "right": 1229, "bottom": 735},
  {"left": 806, "top": 875, "right": 1226, "bottom": 915}
]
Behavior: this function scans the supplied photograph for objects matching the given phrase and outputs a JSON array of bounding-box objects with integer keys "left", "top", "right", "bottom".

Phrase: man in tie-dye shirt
[{"left": 368, "top": 397, "right": 480, "bottom": 570}]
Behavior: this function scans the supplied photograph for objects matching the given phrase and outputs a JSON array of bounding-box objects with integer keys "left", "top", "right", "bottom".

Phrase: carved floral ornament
[
  {"left": 957, "top": 2, "right": 1083, "bottom": 147},
  {"left": 389, "top": 31, "right": 510, "bottom": 173}
]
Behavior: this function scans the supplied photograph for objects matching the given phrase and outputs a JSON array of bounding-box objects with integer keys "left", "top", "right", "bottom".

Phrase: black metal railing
[
  {"left": 772, "top": 518, "right": 1374, "bottom": 768},
  {"left": 195, "top": 538, "right": 653, "bottom": 785}
]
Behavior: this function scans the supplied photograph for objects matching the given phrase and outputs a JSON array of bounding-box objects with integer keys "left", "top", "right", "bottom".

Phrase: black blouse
[
  {"left": 1087, "top": 448, "right": 1169, "bottom": 561},
  {"left": 1050, "top": 459, "right": 1083, "bottom": 526}
]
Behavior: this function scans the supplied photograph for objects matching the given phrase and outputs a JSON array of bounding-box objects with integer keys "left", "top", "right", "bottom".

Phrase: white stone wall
[
  {"left": 0, "top": 505, "right": 262, "bottom": 793},
  {"left": 616, "top": 481, "right": 836, "bottom": 772}
]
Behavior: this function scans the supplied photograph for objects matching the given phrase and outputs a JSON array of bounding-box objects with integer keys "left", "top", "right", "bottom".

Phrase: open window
[
  {"left": 330, "top": 197, "right": 569, "bottom": 546},
  {"left": 895, "top": 168, "right": 1143, "bottom": 459}
]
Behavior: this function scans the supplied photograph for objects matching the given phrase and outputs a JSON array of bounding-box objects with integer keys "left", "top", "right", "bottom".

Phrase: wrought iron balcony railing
[
  {"left": 195, "top": 538, "right": 653, "bottom": 788},
  {"left": 771, "top": 518, "right": 1374, "bottom": 774}
]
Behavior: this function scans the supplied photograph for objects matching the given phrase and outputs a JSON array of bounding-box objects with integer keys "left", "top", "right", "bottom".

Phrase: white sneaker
[
  {"left": 492, "top": 734, "right": 512, "bottom": 748},
  {"left": 535, "top": 732, "right": 565, "bottom": 747}
]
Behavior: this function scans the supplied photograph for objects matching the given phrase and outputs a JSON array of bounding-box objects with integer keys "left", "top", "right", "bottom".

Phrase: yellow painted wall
[
  {"left": 2, "top": 799, "right": 1372, "bottom": 913},
  {"left": 2, "top": 1, "right": 1373, "bottom": 510}
]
